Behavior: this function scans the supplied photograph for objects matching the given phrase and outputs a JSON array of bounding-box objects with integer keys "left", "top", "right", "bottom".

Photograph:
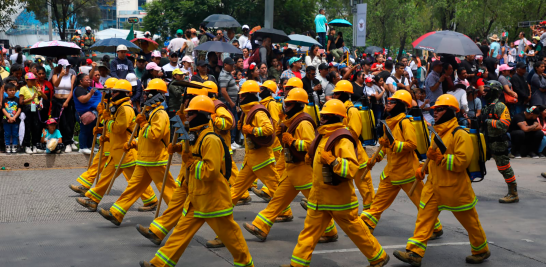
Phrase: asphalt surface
[{"left": 1, "top": 159, "right": 546, "bottom": 267}]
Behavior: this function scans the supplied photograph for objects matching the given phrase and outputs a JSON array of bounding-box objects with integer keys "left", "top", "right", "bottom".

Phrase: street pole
[
  {"left": 48, "top": 2, "right": 53, "bottom": 40},
  {"left": 264, "top": 0, "right": 274, "bottom": 28}
]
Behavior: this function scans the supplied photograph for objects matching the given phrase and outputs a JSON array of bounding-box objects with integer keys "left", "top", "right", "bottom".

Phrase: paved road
[{"left": 1, "top": 159, "right": 546, "bottom": 267}]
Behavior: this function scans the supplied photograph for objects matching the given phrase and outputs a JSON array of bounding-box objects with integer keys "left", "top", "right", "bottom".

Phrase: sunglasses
[
  {"left": 387, "top": 99, "right": 398, "bottom": 105},
  {"left": 217, "top": 33, "right": 222, "bottom": 35},
  {"left": 433, "top": 106, "right": 448, "bottom": 112},
  {"left": 333, "top": 92, "right": 342, "bottom": 96},
  {"left": 170, "top": 55, "right": 178, "bottom": 58}
]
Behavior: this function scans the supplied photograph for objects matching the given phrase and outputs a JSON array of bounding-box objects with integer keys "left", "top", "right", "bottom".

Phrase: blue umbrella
[
  {"left": 328, "top": 19, "right": 352, "bottom": 27},
  {"left": 90, "top": 38, "right": 142, "bottom": 53},
  {"left": 288, "top": 34, "right": 322, "bottom": 47},
  {"left": 194, "top": 41, "right": 242, "bottom": 54}
]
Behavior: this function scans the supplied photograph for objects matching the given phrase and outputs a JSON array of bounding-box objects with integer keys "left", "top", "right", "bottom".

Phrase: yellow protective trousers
[
  {"left": 110, "top": 165, "right": 177, "bottom": 222},
  {"left": 360, "top": 178, "right": 442, "bottom": 232},
  {"left": 85, "top": 159, "right": 156, "bottom": 206},
  {"left": 355, "top": 165, "right": 375, "bottom": 210},
  {"left": 406, "top": 192, "right": 488, "bottom": 257},
  {"left": 76, "top": 151, "right": 109, "bottom": 189},
  {"left": 289, "top": 208, "right": 387, "bottom": 267},
  {"left": 260, "top": 149, "right": 291, "bottom": 217},
  {"left": 149, "top": 206, "right": 254, "bottom": 267},
  {"left": 252, "top": 169, "right": 336, "bottom": 237},
  {"left": 231, "top": 163, "right": 278, "bottom": 206},
  {"left": 149, "top": 181, "right": 187, "bottom": 240}
]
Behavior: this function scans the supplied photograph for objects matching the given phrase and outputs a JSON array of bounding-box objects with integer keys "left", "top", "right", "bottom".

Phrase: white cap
[
  {"left": 76, "top": 29, "right": 81, "bottom": 35},
  {"left": 242, "top": 25, "right": 249, "bottom": 30},
  {"left": 126, "top": 73, "right": 138, "bottom": 86},
  {"left": 181, "top": 55, "right": 194, "bottom": 63},
  {"left": 145, "top": 31, "right": 151, "bottom": 35},
  {"left": 58, "top": 59, "right": 70, "bottom": 66},
  {"left": 116, "top": 44, "right": 128, "bottom": 52},
  {"left": 151, "top": 51, "right": 161, "bottom": 58},
  {"left": 85, "top": 26, "right": 91, "bottom": 31}
]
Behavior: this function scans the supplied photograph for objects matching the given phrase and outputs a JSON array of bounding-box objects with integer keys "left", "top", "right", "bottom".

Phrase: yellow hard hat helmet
[
  {"left": 284, "top": 88, "right": 308, "bottom": 104},
  {"left": 203, "top": 81, "right": 218, "bottom": 94},
  {"left": 186, "top": 87, "right": 208, "bottom": 96},
  {"left": 261, "top": 80, "right": 277, "bottom": 93},
  {"left": 185, "top": 95, "right": 215, "bottom": 114},
  {"left": 332, "top": 80, "right": 353, "bottom": 94},
  {"left": 320, "top": 99, "right": 347, "bottom": 118},
  {"left": 239, "top": 80, "right": 260, "bottom": 94},
  {"left": 432, "top": 94, "right": 460, "bottom": 112},
  {"left": 388, "top": 90, "right": 412, "bottom": 108},
  {"left": 104, "top": 77, "right": 118, "bottom": 89},
  {"left": 111, "top": 79, "right": 132, "bottom": 92},
  {"left": 144, "top": 78, "right": 167, "bottom": 93},
  {"left": 285, "top": 77, "right": 303, "bottom": 88}
]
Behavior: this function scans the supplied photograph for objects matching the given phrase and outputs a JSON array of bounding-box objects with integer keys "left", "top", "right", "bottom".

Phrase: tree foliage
[{"left": 0, "top": 0, "right": 25, "bottom": 31}]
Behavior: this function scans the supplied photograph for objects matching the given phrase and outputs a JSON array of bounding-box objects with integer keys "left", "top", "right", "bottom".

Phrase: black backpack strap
[{"left": 196, "top": 132, "right": 232, "bottom": 180}]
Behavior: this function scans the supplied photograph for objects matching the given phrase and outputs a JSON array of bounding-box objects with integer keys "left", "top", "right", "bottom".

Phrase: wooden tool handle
[
  {"left": 87, "top": 95, "right": 107, "bottom": 169},
  {"left": 155, "top": 131, "right": 180, "bottom": 218},
  {"left": 360, "top": 145, "right": 384, "bottom": 180},
  {"left": 409, "top": 142, "right": 437, "bottom": 196}
]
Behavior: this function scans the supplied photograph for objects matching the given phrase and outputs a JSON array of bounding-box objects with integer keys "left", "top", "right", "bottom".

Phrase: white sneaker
[
  {"left": 71, "top": 144, "right": 78, "bottom": 150},
  {"left": 231, "top": 142, "right": 241, "bottom": 150},
  {"left": 65, "top": 145, "right": 73, "bottom": 153},
  {"left": 35, "top": 147, "right": 45, "bottom": 153},
  {"left": 11, "top": 145, "right": 17, "bottom": 153},
  {"left": 25, "top": 146, "right": 34, "bottom": 154},
  {"left": 80, "top": 148, "right": 92, "bottom": 155},
  {"left": 32, "top": 146, "right": 37, "bottom": 153}
]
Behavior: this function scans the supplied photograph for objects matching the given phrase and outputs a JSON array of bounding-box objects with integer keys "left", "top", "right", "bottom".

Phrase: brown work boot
[
  {"left": 368, "top": 254, "right": 390, "bottom": 267},
  {"left": 139, "top": 261, "right": 156, "bottom": 267},
  {"left": 243, "top": 223, "right": 267, "bottom": 241},
  {"left": 251, "top": 187, "right": 271, "bottom": 202},
  {"left": 98, "top": 208, "right": 121, "bottom": 226},
  {"left": 466, "top": 250, "right": 491, "bottom": 264},
  {"left": 275, "top": 215, "right": 294, "bottom": 222},
  {"left": 138, "top": 202, "right": 158, "bottom": 212},
  {"left": 300, "top": 199, "right": 308, "bottom": 210},
  {"left": 393, "top": 250, "right": 422, "bottom": 266},
  {"left": 206, "top": 237, "right": 225, "bottom": 248},
  {"left": 541, "top": 172, "right": 546, "bottom": 179},
  {"left": 279, "top": 265, "right": 293, "bottom": 267},
  {"left": 136, "top": 224, "right": 162, "bottom": 245},
  {"left": 76, "top": 198, "right": 98, "bottom": 212},
  {"left": 236, "top": 196, "right": 252, "bottom": 206},
  {"left": 499, "top": 182, "right": 519, "bottom": 203},
  {"left": 318, "top": 234, "right": 338, "bottom": 243},
  {"left": 430, "top": 229, "right": 443, "bottom": 240},
  {"left": 69, "top": 184, "right": 89, "bottom": 196}
]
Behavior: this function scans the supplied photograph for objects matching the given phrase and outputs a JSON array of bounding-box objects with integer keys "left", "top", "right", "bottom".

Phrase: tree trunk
[{"left": 397, "top": 32, "right": 407, "bottom": 61}]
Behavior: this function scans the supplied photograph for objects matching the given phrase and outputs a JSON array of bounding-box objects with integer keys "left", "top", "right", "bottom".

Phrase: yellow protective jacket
[
  {"left": 377, "top": 113, "right": 419, "bottom": 185},
  {"left": 282, "top": 110, "right": 315, "bottom": 189},
  {"left": 307, "top": 122, "right": 360, "bottom": 211},
  {"left": 422, "top": 118, "right": 477, "bottom": 212},
  {"left": 183, "top": 125, "right": 233, "bottom": 218},
  {"left": 211, "top": 98, "right": 234, "bottom": 153},
  {"left": 260, "top": 96, "right": 283, "bottom": 154},
  {"left": 344, "top": 101, "right": 369, "bottom": 169},
  {"left": 136, "top": 104, "right": 170, "bottom": 166},
  {"left": 241, "top": 102, "right": 276, "bottom": 172},
  {"left": 105, "top": 98, "right": 137, "bottom": 168}
]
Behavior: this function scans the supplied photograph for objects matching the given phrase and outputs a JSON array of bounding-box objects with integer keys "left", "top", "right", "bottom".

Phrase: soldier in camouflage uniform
[
  {"left": 481, "top": 80, "right": 519, "bottom": 203},
  {"left": 71, "top": 30, "right": 82, "bottom": 47},
  {"left": 81, "top": 26, "right": 96, "bottom": 56}
]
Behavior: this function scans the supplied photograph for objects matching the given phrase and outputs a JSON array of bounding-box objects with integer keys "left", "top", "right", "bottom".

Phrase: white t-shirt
[
  {"left": 9, "top": 53, "right": 26, "bottom": 64},
  {"left": 238, "top": 35, "right": 252, "bottom": 50},
  {"left": 167, "top": 37, "right": 187, "bottom": 53},
  {"left": 447, "top": 88, "right": 469, "bottom": 113},
  {"left": 386, "top": 75, "right": 410, "bottom": 90},
  {"left": 417, "top": 99, "right": 434, "bottom": 123},
  {"left": 99, "top": 75, "right": 111, "bottom": 85},
  {"left": 79, "top": 66, "right": 92, "bottom": 75},
  {"left": 364, "top": 85, "right": 376, "bottom": 97},
  {"left": 162, "top": 63, "right": 177, "bottom": 83}
]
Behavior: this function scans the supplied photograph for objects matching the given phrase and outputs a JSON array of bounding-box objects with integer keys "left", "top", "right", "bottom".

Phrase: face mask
[
  {"left": 285, "top": 102, "right": 304, "bottom": 119},
  {"left": 240, "top": 93, "right": 259, "bottom": 105},
  {"left": 387, "top": 101, "right": 406, "bottom": 117},
  {"left": 435, "top": 108, "right": 456, "bottom": 125}
]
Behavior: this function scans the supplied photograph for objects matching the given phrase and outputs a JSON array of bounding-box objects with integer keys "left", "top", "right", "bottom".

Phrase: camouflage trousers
[{"left": 490, "top": 141, "right": 516, "bottom": 184}]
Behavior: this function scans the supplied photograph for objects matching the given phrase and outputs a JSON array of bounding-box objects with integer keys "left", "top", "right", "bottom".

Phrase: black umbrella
[
  {"left": 412, "top": 30, "right": 482, "bottom": 56},
  {"left": 364, "top": 46, "right": 383, "bottom": 54},
  {"left": 253, "top": 28, "right": 290, "bottom": 43},
  {"left": 203, "top": 14, "right": 241, "bottom": 28},
  {"left": 90, "top": 38, "right": 142, "bottom": 53},
  {"left": 194, "top": 41, "right": 243, "bottom": 54}
]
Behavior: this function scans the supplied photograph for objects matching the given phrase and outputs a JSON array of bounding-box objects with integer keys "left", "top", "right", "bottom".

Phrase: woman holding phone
[
  {"left": 51, "top": 59, "right": 76, "bottom": 152},
  {"left": 305, "top": 44, "right": 327, "bottom": 69}
]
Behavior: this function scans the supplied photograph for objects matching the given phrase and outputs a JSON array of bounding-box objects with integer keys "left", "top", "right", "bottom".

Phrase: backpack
[
  {"left": 213, "top": 100, "right": 235, "bottom": 135},
  {"left": 397, "top": 117, "right": 425, "bottom": 161},
  {"left": 279, "top": 112, "right": 317, "bottom": 163},
  {"left": 452, "top": 126, "right": 486, "bottom": 182},
  {"left": 241, "top": 104, "right": 275, "bottom": 148},
  {"left": 192, "top": 131, "right": 232, "bottom": 180}
]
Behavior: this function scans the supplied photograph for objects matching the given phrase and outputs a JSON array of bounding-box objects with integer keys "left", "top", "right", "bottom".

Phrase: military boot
[
  {"left": 139, "top": 261, "right": 156, "bottom": 267},
  {"left": 465, "top": 250, "right": 491, "bottom": 264},
  {"left": 393, "top": 250, "right": 422, "bottom": 266},
  {"left": 499, "top": 182, "right": 519, "bottom": 203},
  {"left": 70, "top": 184, "right": 89, "bottom": 196},
  {"left": 236, "top": 196, "right": 252, "bottom": 206},
  {"left": 318, "top": 234, "right": 338, "bottom": 243},
  {"left": 206, "top": 237, "right": 225, "bottom": 248},
  {"left": 138, "top": 202, "right": 158, "bottom": 212},
  {"left": 76, "top": 198, "right": 98, "bottom": 211},
  {"left": 136, "top": 224, "right": 162, "bottom": 245},
  {"left": 368, "top": 254, "right": 390, "bottom": 267},
  {"left": 98, "top": 208, "right": 121, "bottom": 226},
  {"left": 251, "top": 187, "right": 271, "bottom": 202},
  {"left": 243, "top": 223, "right": 267, "bottom": 241}
]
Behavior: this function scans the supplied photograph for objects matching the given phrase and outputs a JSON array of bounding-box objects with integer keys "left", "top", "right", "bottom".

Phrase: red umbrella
[{"left": 130, "top": 38, "right": 158, "bottom": 54}]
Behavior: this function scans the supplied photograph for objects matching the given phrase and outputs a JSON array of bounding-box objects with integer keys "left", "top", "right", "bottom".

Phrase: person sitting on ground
[
  {"left": 41, "top": 118, "right": 63, "bottom": 154},
  {"left": 509, "top": 106, "right": 545, "bottom": 158}
]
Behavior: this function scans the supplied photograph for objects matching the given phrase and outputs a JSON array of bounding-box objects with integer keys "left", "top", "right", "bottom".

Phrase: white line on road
[{"left": 313, "top": 242, "right": 471, "bottom": 254}]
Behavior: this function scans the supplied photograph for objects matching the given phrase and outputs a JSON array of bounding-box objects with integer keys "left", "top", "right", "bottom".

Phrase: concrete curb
[{"left": 0, "top": 146, "right": 379, "bottom": 170}]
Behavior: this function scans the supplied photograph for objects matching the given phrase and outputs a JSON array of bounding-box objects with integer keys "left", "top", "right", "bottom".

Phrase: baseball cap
[
  {"left": 102, "top": 55, "right": 110, "bottom": 62},
  {"left": 146, "top": 62, "right": 162, "bottom": 71},
  {"left": 126, "top": 73, "right": 138, "bottom": 86},
  {"left": 58, "top": 59, "right": 71, "bottom": 66},
  {"left": 328, "top": 62, "right": 338, "bottom": 68},
  {"left": 318, "top": 63, "right": 329, "bottom": 70},
  {"left": 116, "top": 44, "right": 128, "bottom": 52},
  {"left": 431, "top": 60, "right": 443, "bottom": 68},
  {"left": 223, "top": 57, "right": 235, "bottom": 65},
  {"left": 46, "top": 118, "right": 57, "bottom": 125},
  {"left": 161, "top": 48, "right": 167, "bottom": 54},
  {"left": 361, "top": 59, "right": 372, "bottom": 65},
  {"left": 25, "top": 72, "right": 37, "bottom": 80},
  {"left": 516, "top": 62, "right": 527, "bottom": 69},
  {"left": 181, "top": 56, "right": 194, "bottom": 63},
  {"left": 365, "top": 77, "right": 374, "bottom": 83},
  {"left": 176, "top": 29, "right": 183, "bottom": 35},
  {"left": 475, "top": 55, "right": 483, "bottom": 59},
  {"left": 151, "top": 51, "right": 161, "bottom": 58},
  {"left": 337, "top": 63, "right": 347, "bottom": 70},
  {"left": 136, "top": 55, "right": 146, "bottom": 62},
  {"left": 172, "top": 68, "right": 188, "bottom": 76},
  {"left": 86, "top": 58, "right": 93, "bottom": 65},
  {"left": 242, "top": 25, "right": 250, "bottom": 30},
  {"left": 288, "top": 57, "right": 302, "bottom": 66},
  {"left": 196, "top": 60, "right": 208, "bottom": 67},
  {"left": 498, "top": 64, "right": 513, "bottom": 72},
  {"left": 169, "top": 51, "right": 178, "bottom": 57},
  {"left": 35, "top": 57, "right": 43, "bottom": 64}
]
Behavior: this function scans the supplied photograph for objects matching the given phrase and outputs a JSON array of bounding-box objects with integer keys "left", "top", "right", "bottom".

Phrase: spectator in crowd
[
  {"left": 242, "top": 48, "right": 251, "bottom": 70},
  {"left": 530, "top": 61, "right": 546, "bottom": 106},
  {"left": 268, "top": 57, "right": 281, "bottom": 81},
  {"left": 180, "top": 29, "right": 195, "bottom": 59},
  {"left": 316, "top": 63, "right": 329, "bottom": 94},
  {"left": 134, "top": 55, "right": 147, "bottom": 80},
  {"left": 10, "top": 45, "right": 25, "bottom": 65},
  {"left": 386, "top": 62, "right": 411, "bottom": 99},
  {"left": 517, "top": 32, "right": 529, "bottom": 64},
  {"left": 454, "top": 67, "right": 470, "bottom": 87},
  {"left": 489, "top": 34, "right": 501, "bottom": 58},
  {"left": 484, "top": 56, "right": 498, "bottom": 80},
  {"left": 109, "top": 45, "right": 134, "bottom": 79},
  {"left": 40, "top": 118, "right": 63, "bottom": 154},
  {"left": 479, "top": 40, "right": 490, "bottom": 58},
  {"left": 440, "top": 62, "right": 455, "bottom": 93},
  {"left": 416, "top": 88, "right": 434, "bottom": 125},
  {"left": 258, "top": 63, "right": 268, "bottom": 83},
  {"left": 217, "top": 57, "right": 239, "bottom": 147},
  {"left": 126, "top": 73, "right": 142, "bottom": 111},
  {"left": 234, "top": 69, "right": 244, "bottom": 87},
  {"left": 459, "top": 55, "right": 478, "bottom": 79},
  {"left": 245, "top": 62, "right": 261, "bottom": 84},
  {"left": 327, "top": 28, "right": 342, "bottom": 62},
  {"left": 371, "top": 75, "right": 386, "bottom": 121},
  {"left": 305, "top": 44, "right": 327, "bottom": 69},
  {"left": 162, "top": 52, "right": 179, "bottom": 82},
  {"left": 51, "top": 59, "right": 76, "bottom": 152},
  {"left": 280, "top": 57, "right": 305, "bottom": 80},
  {"left": 191, "top": 60, "right": 217, "bottom": 84},
  {"left": 180, "top": 56, "right": 193, "bottom": 80},
  {"left": 399, "top": 57, "right": 413, "bottom": 79},
  {"left": 302, "top": 66, "right": 321, "bottom": 104},
  {"left": 166, "top": 68, "right": 187, "bottom": 118},
  {"left": 371, "top": 53, "right": 385, "bottom": 74},
  {"left": 314, "top": 9, "right": 328, "bottom": 48},
  {"left": 36, "top": 66, "right": 54, "bottom": 122},
  {"left": 447, "top": 83, "right": 469, "bottom": 119},
  {"left": 537, "top": 107, "right": 546, "bottom": 157},
  {"left": 511, "top": 62, "right": 531, "bottom": 115},
  {"left": 322, "top": 71, "right": 339, "bottom": 103},
  {"left": 79, "top": 58, "right": 92, "bottom": 75},
  {"left": 167, "top": 29, "right": 187, "bottom": 56},
  {"left": 259, "top": 37, "right": 273, "bottom": 67},
  {"left": 2, "top": 83, "right": 21, "bottom": 153},
  {"left": 424, "top": 60, "right": 444, "bottom": 107},
  {"left": 498, "top": 64, "right": 518, "bottom": 101},
  {"left": 207, "top": 52, "right": 221, "bottom": 79},
  {"left": 72, "top": 73, "right": 101, "bottom": 154},
  {"left": 466, "top": 86, "right": 481, "bottom": 119},
  {"left": 509, "top": 106, "right": 544, "bottom": 158}
]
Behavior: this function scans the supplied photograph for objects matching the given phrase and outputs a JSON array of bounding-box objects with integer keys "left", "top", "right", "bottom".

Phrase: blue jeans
[
  {"left": 79, "top": 118, "right": 96, "bottom": 149},
  {"left": 4, "top": 123, "right": 19, "bottom": 145},
  {"left": 508, "top": 104, "right": 526, "bottom": 117},
  {"left": 539, "top": 136, "right": 546, "bottom": 154},
  {"left": 230, "top": 105, "right": 239, "bottom": 144},
  {"left": 318, "top": 32, "right": 326, "bottom": 48}
]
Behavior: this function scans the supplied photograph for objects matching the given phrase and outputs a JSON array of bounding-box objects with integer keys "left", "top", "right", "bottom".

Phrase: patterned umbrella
[
  {"left": 412, "top": 30, "right": 482, "bottom": 56},
  {"left": 29, "top": 41, "right": 81, "bottom": 57},
  {"left": 130, "top": 38, "right": 159, "bottom": 54}
]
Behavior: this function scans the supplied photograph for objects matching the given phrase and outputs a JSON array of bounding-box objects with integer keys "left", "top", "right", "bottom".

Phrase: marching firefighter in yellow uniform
[
  {"left": 134, "top": 83, "right": 209, "bottom": 245},
  {"left": 98, "top": 78, "right": 177, "bottom": 226},
  {"left": 281, "top": 99, "right": 389, "bottom": 267},
  {"left": 69, "top": 77, "right": 118, "bottom": 195},
  {"left": 331, "top": 80, "right": 375, "bottom": 210},
  {"left": 243, "top": 88, "right": 338, "bottom": 242},
  {"left": 361, "top": 90, "right": 443, "bottom": 237},
  {"left": 393, "top": 94, "right": 490, "bottom": 266},
  {"left": 139, "top": 95, "right": 254, "bottom": 267},
  {"left": 75, "top": 79, "right": 158, "bottom": 212}
]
